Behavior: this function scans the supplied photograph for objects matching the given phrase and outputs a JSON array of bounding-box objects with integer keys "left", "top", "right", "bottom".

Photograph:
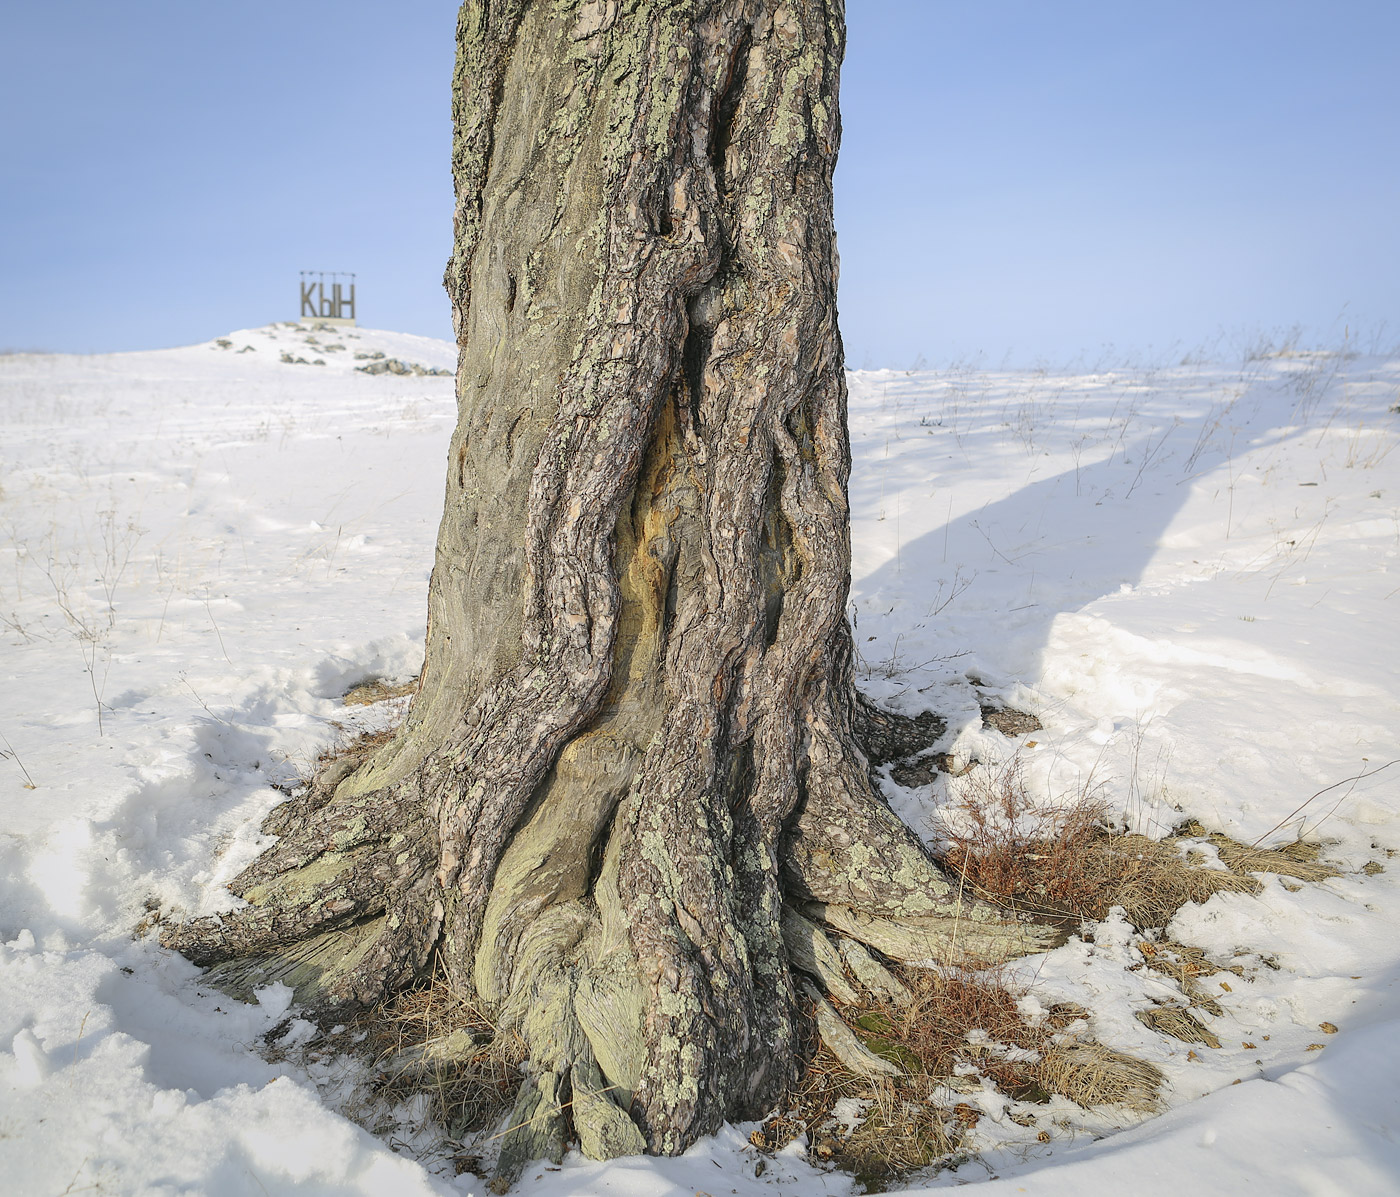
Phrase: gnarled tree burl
[{"left": 165, "top": 0, "right": 1055, "bottom": 1173}]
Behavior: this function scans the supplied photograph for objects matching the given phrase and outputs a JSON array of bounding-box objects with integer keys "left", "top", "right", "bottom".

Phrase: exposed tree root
[
  {"left": 802, "top": 980, "right": 902, "bottom": 1079},
  {"left": 491, "top": 1070, "right": 568, "bottom": 1193},
  {"left": 163, "top": 752, "right": 1059, "bottom": 1169}
]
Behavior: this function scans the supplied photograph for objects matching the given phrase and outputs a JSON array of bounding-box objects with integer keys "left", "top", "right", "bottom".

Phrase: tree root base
[{"left": 201, "top": 917, "right": 385, "bottom": 1007}]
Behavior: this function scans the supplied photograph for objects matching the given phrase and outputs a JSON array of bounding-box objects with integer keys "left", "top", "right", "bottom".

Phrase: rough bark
[{"left": 164, "top": 0, "right": 1057, "bottom": 1170}]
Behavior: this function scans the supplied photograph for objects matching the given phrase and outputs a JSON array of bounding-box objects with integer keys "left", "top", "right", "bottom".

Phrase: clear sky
[{"left": 2, "top": 2, "right": 1396, "bottom": 366}]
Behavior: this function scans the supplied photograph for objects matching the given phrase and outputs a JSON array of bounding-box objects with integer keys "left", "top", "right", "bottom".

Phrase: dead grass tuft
[
  {"left": 877, "top": 966, "right": 1038, "bottom": 1089},
  {"left": 1134, "top": 1005, "right": 1222, "bottom": 1049},
  {"left": 839, "top": 1080, "right": 961, "bottom": 1182},
  {"left": 876, "top": 967, "right": 1159, "bottom": 1112},
  {"left": 343, "top": 676, "right": 419, "bottom": 707},
  {"left": 767, "top": 962, "right": 1161, "bottom": 1187},
  {"left": 262, "top": 962, "right": 523, "bottom": 1178},
  {"left": 1176, "top": 820, "right": 1341, "bottom": 882},
  {"left": 772, "top": 1013, "right": 961, "bottom": 1184},
  {"left": 1110, "top": 839, "right": 1260, "bottom": 930},
  {"left": 1037, "top": 1041, "right": 1162, "bottom": 1113},
  {"left": 933, "top": 759, "right": 1262, "bottom": 931},
  {"left": 262, "top": 722, "right": 407, "bottom": 838},
  {"left": 774, "top": 1064, "right": 961, "bottom": 1183},
  {"left": 1139, "top": 939, "right": 1241, "bottom": 988},
  {"left": 355, "top": 970, "right": 526, "bottom": 1152},
  {"left": 320, "top": 723, "right": 398, "bottom": 768},
  {"left": 291, "top": 676, "right": 418, "bottom": 790}
]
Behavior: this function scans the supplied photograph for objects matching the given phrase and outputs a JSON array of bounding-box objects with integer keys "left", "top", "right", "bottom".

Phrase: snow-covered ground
[{"left": 1, "top": 324, "right": 1397, "bottom": 1195}]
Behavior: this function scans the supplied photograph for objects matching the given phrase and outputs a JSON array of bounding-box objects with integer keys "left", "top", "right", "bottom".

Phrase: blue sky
[{"left": 2, "top": 2, "right": 1396, "bottom": 365}]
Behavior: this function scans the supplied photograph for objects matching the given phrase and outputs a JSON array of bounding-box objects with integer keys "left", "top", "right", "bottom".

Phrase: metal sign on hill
[{"left": 299, "top": 271, "right": 356, "bottom": 325}]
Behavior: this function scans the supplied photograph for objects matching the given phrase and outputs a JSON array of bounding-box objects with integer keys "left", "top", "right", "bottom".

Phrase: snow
[{"left": 1, "top": 324, "right": 1397, "bottom": 1195}]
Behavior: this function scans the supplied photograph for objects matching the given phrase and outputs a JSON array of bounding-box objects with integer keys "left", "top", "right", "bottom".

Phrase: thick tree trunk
[{"left": 164, "top": 0, "right": 1056, "bottom": 1170}]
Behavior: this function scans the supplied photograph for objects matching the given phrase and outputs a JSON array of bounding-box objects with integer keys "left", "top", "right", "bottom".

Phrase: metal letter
[{"left": 300, "top": 281, "right": 317, "bottom": 317}]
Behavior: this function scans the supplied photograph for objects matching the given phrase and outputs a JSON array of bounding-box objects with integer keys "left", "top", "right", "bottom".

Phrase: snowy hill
[{"left": 1, "top": 329, "right": 1397, "bottom": 1194}]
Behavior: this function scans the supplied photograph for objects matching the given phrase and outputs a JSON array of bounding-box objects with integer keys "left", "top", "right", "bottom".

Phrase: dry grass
[
  {"left": 262, "top": 704, "right": 408, "bottom": 837},
  {"left": 762, "top": 964, "right": 1161, "bottom": 1187},
  {"left": 873, "top": 967, "right": 1158, "bottom": 1113},
  {"left": 281, "top": 732, "right": 1313, "bottom": 1183},
  {"left": 1134, "top": 938, "right": 1249, "bottom": 1026},
  {"left": 1134, "top": 1005, "right": 1221, "bottom": 1049},
  {"left": 317, "top": 723, "right": 398, "bottom": 768},
  {"left": 768, "top": 1062, "right": 960, "bottom": 1184},
  {"left": 354, "top": 970, "right": 526, "bottom": 1170},
  {"left": 261, "top": 967, "right": 524, "bottom": 1178},
  {"left": 932, "top": 759, "right": 1263, "bottom": 931},
  {"left": 343, "top": 676, "right": 418, "bottom": 706},
  {"left": 266, "top": 681, "right": 414, "bottom": 804},
  {"left": 1176, "top": 820, "right": 1341, "bottom": 882},
  {"left": 1139, "top": 938, "right": 1241, "bottom": 990},
  {"left": 295, "top": 676, "right": 417, "bottom": 785},
  {"left": 834, "top": 1084, "right": 960, "bottom": 1182},
  {"left": 920, "top": 757, "right": 1351, "bottom": 1077},
  {"left": 871, "top": 967, "right": 1040, "bottom": 1091},
  {"left": 761, "top": 974, "right": 976, "bottom": 1184},
  {"left": 1037, "top": 1040, "right": 1163, "bottom": 1111},
  {"left": 297, "top": 953, "right": 1162, "bottom": 1188},
  {"left": 1108, "top": 836, "right": 1259, "bottom": 931}
]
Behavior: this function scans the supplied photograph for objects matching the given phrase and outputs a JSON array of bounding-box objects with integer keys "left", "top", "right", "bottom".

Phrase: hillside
[{"left": 1, "top": 328, "right": 1397, "bottom": 1195}]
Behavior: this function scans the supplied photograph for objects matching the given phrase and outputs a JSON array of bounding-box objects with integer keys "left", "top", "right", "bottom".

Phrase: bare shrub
[{"left": 933, "top": 758, "right": 1258, "bottom": 930}]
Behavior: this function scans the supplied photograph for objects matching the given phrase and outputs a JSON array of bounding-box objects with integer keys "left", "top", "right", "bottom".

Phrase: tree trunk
[{"left": 164, "top": 0, "right": 1056, "bottom": 1170}]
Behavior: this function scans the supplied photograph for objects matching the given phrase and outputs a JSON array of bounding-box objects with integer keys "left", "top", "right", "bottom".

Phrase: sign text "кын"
[{"left": 300, "top": 271, "right": 356, "bottom": 321}]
